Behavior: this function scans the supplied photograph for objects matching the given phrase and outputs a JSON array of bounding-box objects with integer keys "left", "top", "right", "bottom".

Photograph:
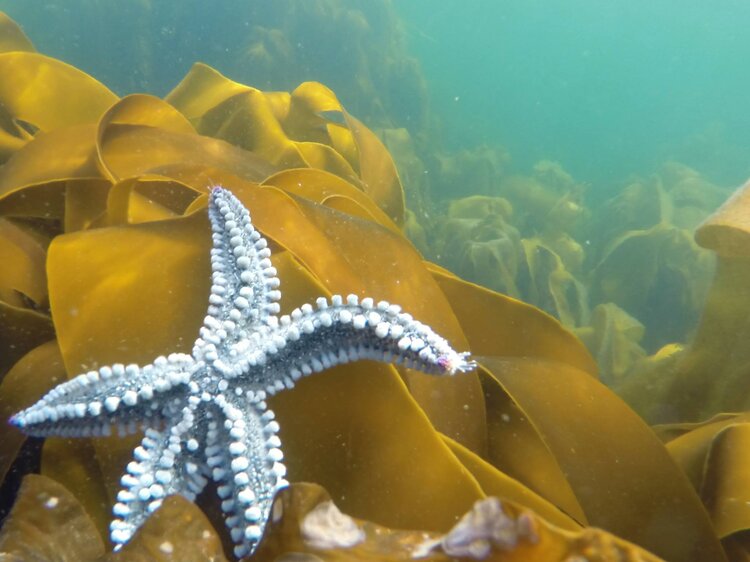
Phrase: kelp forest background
[{"left": 1, "top": 1, "right": 750, "bottom": 561}]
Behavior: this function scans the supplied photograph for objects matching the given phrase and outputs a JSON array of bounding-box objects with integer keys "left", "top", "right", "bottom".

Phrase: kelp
[
  {"left": 429, "top": 144, "right": 511, "bottom": 200},
  {"left": 428, "top": 193, "right": 589, "bottom": 330},
  {"left": 233, "top": 2, "right": 431, "bottom": 132},
  {"left": 574, "top": 303, "right": 647, "bottom": 385},
  {"left": 521, "top": 237, "right": 589, "bottom": 329},
  {"left": 590, "top": 224, "right": 708, "bottom": 351},
  {"left": 477, "top": 357, "right": 723, "bottom": 561},
  {"left": 0, "top": 300, "right": 54, "bottom": 377},
  {"left": 0, "top": 12, "right": 34, "bottom": 54},
  {"left": 379, "top": 127, "right": 433, "bottom": 215},
  {"left": 3, "top": 1, "right": 430, "bottom": 132},
  {"left": 0, "top": 341, "right": 63, "bottom": 485},
  {"left": 583, "top": 168, "right": 718, "bottom": 350},
  {"left": 0, "top": 14, "right": 35, "bottom": 163},
  {"left": 496, "top": 161, "right": 586, "bottom": 241},
  {"left": 234, "top": 482, "right": 669, "bottom": 561},
  {"left": 0, "top": 477, "right": 668, "bottom": 562},
  {"left": 431, "top": 195, "right": 524, "bottom": 299},
  {"left": 653, "top": 413, "right": 750, "bottom": 555},
  {"left": 0, "top": 12, "right": 737, "bottom": 562},
  {"left": 0, "top": 474, "right": 105, "bottom": 561},
  {"left": 0, "top": 474, "right": 225, "bottom": 562},
  {"left": 0, "top": 52, "right": 116, "bottom": 134},
  {"left": 167, "top": 67, "right": 405, "bottom": 226},
  {"left": 586, "top": 178, "right": 670, "bottom": 263},
  {"left": 0, "top": 217, "right": 47, "bottom": 307},
  {"left": 422, "top": 163, "right": 591, "bottom": 331},
  {"left": 430, "top": 265, "right": 596, "bottom": 375},
  {"left": 620, "top": 178, "right": 750, "bottom": 424},
  {"left": 608, "top": 177, "right": 750, "bottom": 559},
  {"left": 662, "top": 161, "right": 728, "bottom": 231},
  {"left": 421, "top": 160, "right": 720, "bottom": 351}
]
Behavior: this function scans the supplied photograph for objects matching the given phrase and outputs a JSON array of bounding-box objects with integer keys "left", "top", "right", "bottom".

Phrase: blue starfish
[{"left": 10, "top": 187, "right": 475, "bottom": 559}]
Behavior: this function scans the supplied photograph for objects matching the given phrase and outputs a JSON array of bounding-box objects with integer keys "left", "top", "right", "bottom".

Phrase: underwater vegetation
[
  {"left": 618, "top": 178, "right": 750, "bottom": 423},
  {"left": 404, "top": 143, "right": 723, "bottom": 384},
  {"left": 1, "top": 0, "right": 428, "bottom": 135},
  {"left": 0, "top": 10, "right": 748, "bottom": 562}
]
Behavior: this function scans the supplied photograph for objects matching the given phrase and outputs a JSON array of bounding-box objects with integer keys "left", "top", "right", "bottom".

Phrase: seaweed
[
  {"left": 0, "top": 12, "right": 742, "bottom": 562},
  {"left": 621, "top": 178, "right": 750, "bottom": 424}
]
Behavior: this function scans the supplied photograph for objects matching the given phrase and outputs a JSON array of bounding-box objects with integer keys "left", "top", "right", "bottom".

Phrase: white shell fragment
[
  {"left": 412, "top": 497, "right": 539, "bottom": 559},
  {"left": 301, "top": 500, "right": 366, "bottom": 550}
]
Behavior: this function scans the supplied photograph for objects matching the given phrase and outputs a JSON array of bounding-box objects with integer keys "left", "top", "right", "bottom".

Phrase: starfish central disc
[{"left": 10, "top": 186, "right": 475, "bottom": 559}]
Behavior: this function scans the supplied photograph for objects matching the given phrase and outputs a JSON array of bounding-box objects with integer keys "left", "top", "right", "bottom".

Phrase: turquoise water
[{"left": 397, "top": 0, "right": 750, "bottom": 189}]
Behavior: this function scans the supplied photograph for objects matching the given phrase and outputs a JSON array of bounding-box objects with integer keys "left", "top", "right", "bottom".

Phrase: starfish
[{"left": 10, "top": 187, "right": 475, "bottom": 559}]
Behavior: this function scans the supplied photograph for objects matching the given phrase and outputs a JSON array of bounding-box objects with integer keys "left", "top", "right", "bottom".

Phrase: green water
[{"left": 397, "top": 0, "right": 750, "bottom": 190}]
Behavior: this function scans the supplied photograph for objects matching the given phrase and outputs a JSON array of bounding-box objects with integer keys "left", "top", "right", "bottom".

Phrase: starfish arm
[
  {"left": 207, "top": 390, "right": 288, "bottom": 559},
  {"left": 247, "top": 294, "right": 475, "bottom": 395},
  {"left": 198, "top": 187, "right": 281, "bottom": 359},
  {"left": 9, "top": 353, "right": 194, "bottom": 438},
  {"left": 7, "top": 189, "right": 476, "bottom": 559},
  {"left": 110, "top": 405, "right": 209, "bottom": 549}
]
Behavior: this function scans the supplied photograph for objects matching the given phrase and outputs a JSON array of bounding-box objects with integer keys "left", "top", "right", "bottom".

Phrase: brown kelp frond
[{"left": 0, "top": 10, "right": 740, "bottom": 562}]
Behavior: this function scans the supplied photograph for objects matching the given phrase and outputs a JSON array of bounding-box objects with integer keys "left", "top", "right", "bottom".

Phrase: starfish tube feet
[
  {"left": 253, "top": 293, "right": 475, "bottom": 396},
  {"left": 9, "top": 353, "right": 194, "bottom": 438},
  {"left": 9, "top": 186, "right": 474, "bottom": 559}
]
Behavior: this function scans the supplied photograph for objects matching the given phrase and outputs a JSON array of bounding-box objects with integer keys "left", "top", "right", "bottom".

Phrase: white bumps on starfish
[{"left": 10, "top": 186, "right": 475, "bottom": 559}]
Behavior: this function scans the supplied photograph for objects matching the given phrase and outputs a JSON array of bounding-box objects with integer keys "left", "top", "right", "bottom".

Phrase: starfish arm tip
[
  {"left": 260, "top": 296, "right": 475, "bottom": 381},
  {"left": 441, "top": 351, "right": 477, "bottom": 374},
  {"left": 11, "top": 190, "right": 479, "bottom": 561}
]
